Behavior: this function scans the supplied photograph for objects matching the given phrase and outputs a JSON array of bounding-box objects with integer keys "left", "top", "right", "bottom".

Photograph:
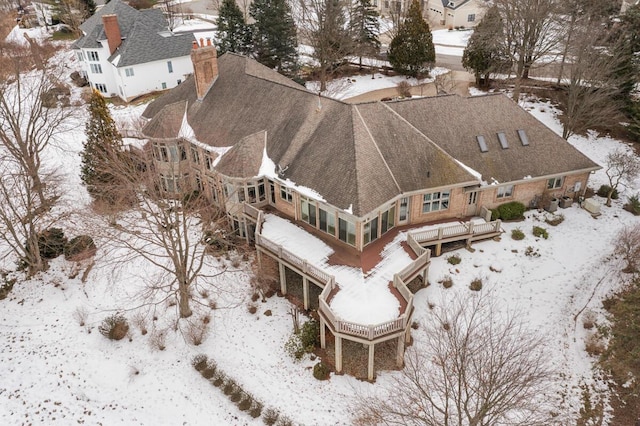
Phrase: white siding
[{"left": 114, "top": 56, "right": 193, "bottom": 101}]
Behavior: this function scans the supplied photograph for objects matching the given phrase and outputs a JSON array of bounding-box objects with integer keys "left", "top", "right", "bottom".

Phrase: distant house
[
  {"left": 72, "top": 0, "right": 196, "bottom": 101},
  {"left": 140, "top": 42, "right": 599, "bottom": 380},
  {"left": 424, "top": 0, "right": 485, "bottom": 27}
]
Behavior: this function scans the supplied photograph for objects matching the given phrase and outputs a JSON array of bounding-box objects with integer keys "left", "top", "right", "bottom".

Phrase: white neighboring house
[
  {"left": 72, "top": 0, "right": 196, "bottom": 101},
  {"left": 424, "top": 0, "right": 485, "bottom": 28}
]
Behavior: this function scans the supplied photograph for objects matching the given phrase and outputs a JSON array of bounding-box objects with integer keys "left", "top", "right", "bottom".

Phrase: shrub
[
  {"left": 212, "top": 371, "right": 226, "bottom": 387},
  {"left": 491, "top": 201, "right": 526, "bottom": 221},
  {"left": 597, "top": 184, "right": 618, "bottom": 199},
  {"left": 396, "top": 80, "right": 412, "bottom": 98},
  {"left": 149, "top": 328, "right": 167, "bottom": 351},
  {"left": 73, "top": 306, "right": 89, "bottom": 326},
  {"left": 545, "top": 214, "right": 564, "bottom": 226},
  {"left": 223, "top": 379, "right": 238, "bottom": 396},
  {"left": 248, "top": 304, "right": 257, "bottom": 314},
  {"left": 469, "top": 277, "right": 483, "bottom": 291},
  {"left": 582, "top": 311, "right": 596, "bottom": 330},
  {"left": 230, "top": 387, "right": 243, "bottom": 403},
  {"left": 192, "top": 354, "right": 208, "bottom": 371},
  {"left": 238, "top": 392, "right": 253, "bottom": 411},
  {"left": 64, "top": 235, "right": 96, "bottom": 261},
  {"left": 525, "top": 246, "right": 540, "bottom": 257},
  {"left": 201, "top": 360, "right": 217, "bottom": 379},
  {"left": 300, "top": 319, "right": 320, "bottom": 351},
  {"left": 249, "top": 401, "right": 263, "bottom": 418},
  {"left": 276, "top": 415, "right": 294, "bottom": 426},
  {"left": 98, "top": 313, "right": 129, "bottom": 340},
  {"left": 532, "top": 226, "right": 549, "bottom": 239},
  {"left": 263, "top": 408, "right": 280, "bottom": 426},
  {"left": 0, "top": 274, "right": 16, "bottom": 300},
  {"left": 185, "top": 320, "right": 208, "bottom": 346},
  {"left": 447, "top": 254, "right": 461, "bottom": 265},
  {"left": 313, "top": 362, "right": 330, "bottom": 380},
  {"left": 511, "top": 228, "right": 525, "bottom": 240},
  {"left": 624, "top": 193, "right": 640, "bottom": 215},
  {"left": 440, "top": 275, "right": 454, "bottom": 288},
  {"left": 37, "top": 228, "right": 68, "bottom": 259},
  {"left": 132, "top": 313, "right": 148, "bottom": 335},
  {"left": 585, "top": 334, "right": 605, "bottom": 356}
]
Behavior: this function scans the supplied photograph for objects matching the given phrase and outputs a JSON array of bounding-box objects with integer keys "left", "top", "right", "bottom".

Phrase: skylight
[
  {"left": 497, "top": 132, "right": 509, "bottom": 149},
  {"left": 476, "top": 135, "right": 488, "bottom": 152},
  {"left": 517, "top": 129, "right": 530, "bottom": 146}
]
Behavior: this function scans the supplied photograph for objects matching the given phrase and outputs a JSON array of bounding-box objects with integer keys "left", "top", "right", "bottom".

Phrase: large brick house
[
  {"left": 142, "top": 41, "right": 599, "bottom": 253},
  {"left": 140, "top": 41, "right": 599, "bottom": 379}
]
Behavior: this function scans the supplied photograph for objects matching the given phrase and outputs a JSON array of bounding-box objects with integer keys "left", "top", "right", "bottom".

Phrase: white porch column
[
  {"left": 302, "top": 276, "right": 309, "bottom": 310},
  {"left": 335, "top": 336, "right": 343, "bottom": 374},
  {"left": 279, "top": 262, "right": 287, "bottom": 295},
  {"left": 320, "top": 317, "right": 326, "bottom": 349},
  {"left": 368, "top": 343, "right": 375, "bottom": 381}
]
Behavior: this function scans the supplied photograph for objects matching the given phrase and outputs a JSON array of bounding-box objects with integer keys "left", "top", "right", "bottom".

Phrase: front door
[{"left": 466, "top": 191, "right": 478, "bottom": 216}]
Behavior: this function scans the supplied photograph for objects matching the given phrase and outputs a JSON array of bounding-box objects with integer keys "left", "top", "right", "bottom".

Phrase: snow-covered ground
[{"left": 1, "top": 29, "right": 639, "bottom": 425}]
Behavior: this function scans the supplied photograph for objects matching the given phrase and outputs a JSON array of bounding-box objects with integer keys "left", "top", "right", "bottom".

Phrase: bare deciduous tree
[
  {"left": 297, "top": 0, "right": 355, "bottom": 92},
  {"left": 353, "top": 293, "right": 555, "bottom": 426},
  {"left": 0, "top": 42, "right": 74, "bottom": 275},
  {"left": 614, "top": 224, "right": 640, "bottom": 273},
  {"left": 91, "top": 149, "right": 239, "bottom": 320},
  {"left": 56, "top": 0, "right": 90, "bottom": 36},
  {"left": 605, "top": 150, "right": 640, "bottom": 207},
  {"left": 493, "top": 0, "right": 563, "bottom": 100}
]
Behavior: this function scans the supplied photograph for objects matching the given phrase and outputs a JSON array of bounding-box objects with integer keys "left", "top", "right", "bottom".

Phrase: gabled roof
[
  {"left": 142, "top": 53, "right": 599, "bottom": 216},
  {"left": 72, "top": 0, "right": 194, "bottom": 67},
  {"left": 441, "top": 0, "right": 473, "bottom": 10}
]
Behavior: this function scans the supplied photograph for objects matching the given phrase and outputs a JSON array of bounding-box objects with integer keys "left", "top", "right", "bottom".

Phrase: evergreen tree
[
  {"left": 250, "top": 0, "right": 298, "bottom": 76},
  {"left": 216, "top": 0, "right": 251, "bottom": 55},
  {"left": 81, "top": 90, "right": 124, "bottom": 203},
  {"left": 614, "top": 4, "right": 640, "bottom": 140},
  {"left": 388, "top": 0, "right": 435, "bottom": 78},
  {"left": 82, "top": 0, "right": 96, "bottom": 15},
  {"left": 462, "top": 6, "right": 509, "bottom": 87},
  {"left": 350, "top": 0, "right": 380, "bottom": 68}
]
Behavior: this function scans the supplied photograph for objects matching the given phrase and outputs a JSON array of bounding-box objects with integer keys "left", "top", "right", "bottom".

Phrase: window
[
  {"left": 90, "top": 63, "right": 102, "bottom": 74},
  {"left": 205, "top": 153, "right": 214, "bottom": 171},
  {"left": 547, "top": 177, "right": 564, "bottom": 189},
  {"left": 301, "top": 198, "right": 317, "bottom": 226},
  {"left": 517, "top": 129, "right": 529, "bottom": 146},
  {"left": 160, "top": 173, "right": 186, "bottom": 193},
  {"left": 280, "top": 186, "right": 293, "bottom": 203},
  {"left": 497, "top": 132, "right": 508, "bottom": 149},
  {"left": 476, "top": 135, "right": 488, "bottom": 152},
  {"left": 237, "top": 185, "right": 245, "bottom": 202},
  {"left": 467, "top": 13, "right": 476, "bottom": 22},
  {"left": 195, "top": 172, "right": 203, "bottom": 191},
  {"left": 319, "top": 208, "right": 335, "bottom": 235},
  {"left": 125, "top": 67, "right": 134, "bottom": 77},
  {"left": 363, "top": 217, "right": 379, "bottom": 245},
  {"left": 384, "top": 0, "right": 389, "bottom": 8},
  {"left": 167, "top": 61, "right": 173, "bottom": 73},
  {"left": 422, "top": 190, "right": 450, "bottom": 213},
  {"left": 87, "top": 51, "right": 99, "bottom": 61},
  {"left": 191, "top": 146, "right": 200, "bottom": 164},
  {"left": 339, "top": 218, "right": 356, "bottom": 246},
  {"left": 247, "top": 184, "right": 257, "bottom": 203},
  {"left": 381, "top": 205, "right": 395, "bottom": 234},
  {"left": 177, "top": 79, "right": 182, "bottom": 85},
  {"left": 76, "top": 51, "right": 84, "bottom": 61},
  {"left": 258, "top": 181, "right": 266, "bottom": 202},
  {"left": 161, "top": 82, "right": 167, "bottom": 89},
  {"left": 95, "top": 83, "right": 107, "bottom": 93},
  {"left": 153, "top": 143, "right": 168, "bottom": 162},
  {"left": 208, "top": 177, "right": 219, "bottom": 203},
  {"left": 398, "top": 197, "right": 409, "bottom": 222},
  {"left": 497, "top": 185, "right": 514, "bottom": 199}
]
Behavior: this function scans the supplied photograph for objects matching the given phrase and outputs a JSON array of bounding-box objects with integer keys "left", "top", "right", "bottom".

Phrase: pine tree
[
  {"left": 250, "top": 0, "right": 298, "bottom": 76},
  {"left": 350, "top": 0, "right": 380, "bottom": 68},
  {"left": 216, "top": 0, "right": 251, "bottom": 55},
  {"left": 462, "top": 6, "right": 509, "bottom": 87},
  {"left": 81, "top": 90, "right": 124, "bottom": 203},
  {"left": 388, "top": 0, "right": 435, "bottom": 78}
]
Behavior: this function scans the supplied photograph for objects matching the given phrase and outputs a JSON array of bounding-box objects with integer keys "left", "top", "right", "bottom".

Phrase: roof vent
[
  {"left": 497, "top": 132, "right": 508, "bottom": 149},
  {"left": 517, "top": 129, "right": 529, "bottom": 146},
  {"left": 476, "top": 135, "right": 488, "bottom": 152}
]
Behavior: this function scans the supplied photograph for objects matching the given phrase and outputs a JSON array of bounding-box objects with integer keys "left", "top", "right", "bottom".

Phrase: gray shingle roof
[
  {"left": 72, "top": 0, "right": 194, "bottom": 67},
  {"left": 142, "top": 53, "right": 599, "bottom": 216}
]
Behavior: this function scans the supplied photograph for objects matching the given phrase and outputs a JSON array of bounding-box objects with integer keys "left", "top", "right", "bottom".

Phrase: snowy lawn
[{"left": 1, "top": 31, "right": 639, "bottom": 425}]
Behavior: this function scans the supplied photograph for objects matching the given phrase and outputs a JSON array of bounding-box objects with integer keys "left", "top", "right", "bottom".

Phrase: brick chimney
[
  {"left": 102, "top": 14, "right": 122, "bottom": 55},
  {"left": 190, "top": 38, "right": 218, "bottom": 100}
]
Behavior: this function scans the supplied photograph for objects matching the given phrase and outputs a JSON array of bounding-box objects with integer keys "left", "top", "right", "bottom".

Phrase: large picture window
[
  {"left": 381, "top": 205, "right": 395, "bottom": 234},
  {"left": 319, "top": 208, "right": 335, "bottom": 235},
  {"left": 301, "top": 198, "right": 317, "bottom": 226},
  {"left": 339, "top": 218, "right": 356, "bottom": 246},
  {"left": 363, "top": 217, "right": 379, "bottom": 245},
  {"left": 422, "top": 190, "right": 450, "bottom": 213}
]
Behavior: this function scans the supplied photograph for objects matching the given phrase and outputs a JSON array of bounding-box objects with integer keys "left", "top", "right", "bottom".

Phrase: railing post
[
  {"left": 496, "top": 219, "right": 502, "bottom": 232},
  {"left": 469, "top": 221, "right": 474, "bottom": 235}
]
